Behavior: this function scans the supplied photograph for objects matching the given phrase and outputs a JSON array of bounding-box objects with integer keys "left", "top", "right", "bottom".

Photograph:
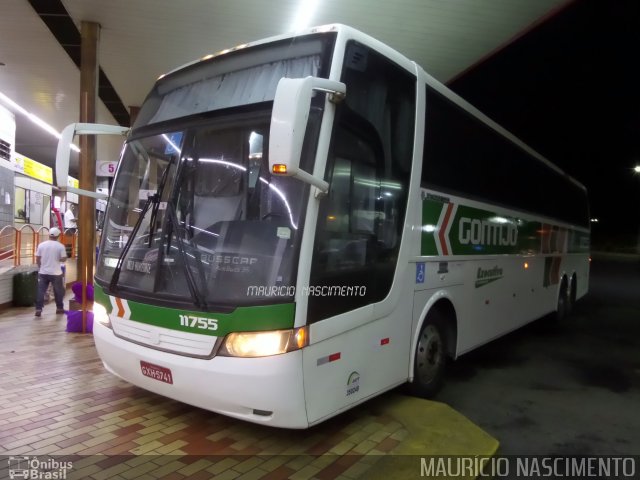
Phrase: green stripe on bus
[
  {"left": 420, "top": 199, "right": 443, "bottom": 255},
  {"left": 93, "top": 283, "right": 295, "bottom": 336},
  {"left": 420, "top": 196, "right": 589, "bottom": 256},
  {"left": 449, "top": 204, "right": 533, "bottom": 255}
]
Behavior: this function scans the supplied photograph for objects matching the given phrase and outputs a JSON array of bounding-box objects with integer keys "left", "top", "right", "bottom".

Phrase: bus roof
[{"left": 155, "top": 23, "right": 587, "bottom": 193}]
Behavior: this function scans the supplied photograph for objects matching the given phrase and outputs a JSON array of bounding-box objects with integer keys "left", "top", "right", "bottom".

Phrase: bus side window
[
  {"left": 316, "top": 127, "right": 381, "bottom": 271},
  {"left": 308, "top": 41, "right": 415, "bottom": 324},
  {"left": 309, "top": 123, "right": 396, "bottom": 322}
]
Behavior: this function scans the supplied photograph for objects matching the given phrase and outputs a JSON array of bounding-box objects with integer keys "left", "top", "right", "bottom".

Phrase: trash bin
[{"left": 13, "top": 271, "right": 38, "bottom": 307}]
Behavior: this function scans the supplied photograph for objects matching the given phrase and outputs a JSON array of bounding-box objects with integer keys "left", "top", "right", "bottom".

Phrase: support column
[
  {"left": 129, "top": 106, "right": 140, "bottom": 126},
  {"left": 78, "top": 21, "right": 100, "bottom": 332}
]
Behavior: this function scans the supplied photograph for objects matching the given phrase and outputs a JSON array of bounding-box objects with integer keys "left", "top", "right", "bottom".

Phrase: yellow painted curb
[{"left": 367, "top": 394, "right": 499, "bottom": 479}]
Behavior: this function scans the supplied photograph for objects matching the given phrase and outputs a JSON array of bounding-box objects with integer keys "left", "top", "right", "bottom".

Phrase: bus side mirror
[
  {"left": 56, "top": 123, "right": 129, "bottom": 199},
  {"left": 269, "top": 76, "right": 346, "bottom": 194}
]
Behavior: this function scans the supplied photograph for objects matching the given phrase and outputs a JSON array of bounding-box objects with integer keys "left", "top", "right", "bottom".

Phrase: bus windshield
[
  {"left": 95, "top": 33, "right": 336, "bottom": 309},
  {"left": 96, "top": 121, "right": 310, "bottom": 308}
]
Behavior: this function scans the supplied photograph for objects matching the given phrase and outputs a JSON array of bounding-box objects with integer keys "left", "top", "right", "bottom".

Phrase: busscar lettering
[{"left": 201, "top": 254, "right": 258, "bottom": 265}]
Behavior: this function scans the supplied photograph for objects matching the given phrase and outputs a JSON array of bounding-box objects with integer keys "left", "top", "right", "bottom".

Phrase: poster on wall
[
  {"left": 11, "top": 153, "right": 53, "bottom": 184},
  {"left": 67, "top": 176, "right": 79, "bottom": 204},
  {"left": 0, "top": 104, "right": 15, "bottom": 163}
]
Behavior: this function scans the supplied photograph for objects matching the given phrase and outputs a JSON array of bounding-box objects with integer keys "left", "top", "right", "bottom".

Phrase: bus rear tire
[
  {"left": 408, "top": 311, "right": 447, "bottom": 398},
  {"left": 567, "top": 274, "right": 577, "bottom": 316},
  {"left": 554, "top": 277, "right": 570, "bottom": 322}
]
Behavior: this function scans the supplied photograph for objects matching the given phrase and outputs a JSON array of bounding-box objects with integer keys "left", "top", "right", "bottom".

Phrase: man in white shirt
[
  {"left": 64, "top": 205, "right": 77, "bottom": 233},
  {"left": 35, "top": 227, "right": 67, "bottom": 317}
]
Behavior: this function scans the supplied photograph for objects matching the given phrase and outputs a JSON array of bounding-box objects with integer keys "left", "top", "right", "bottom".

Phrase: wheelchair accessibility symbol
[{"left": 416, "top": 263, "right": 425, "bottom": 284}]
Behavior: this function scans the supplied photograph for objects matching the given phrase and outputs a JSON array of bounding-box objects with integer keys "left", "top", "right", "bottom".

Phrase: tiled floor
[{"left": 0, "top": 298, "right": 408, "bottom": 479}]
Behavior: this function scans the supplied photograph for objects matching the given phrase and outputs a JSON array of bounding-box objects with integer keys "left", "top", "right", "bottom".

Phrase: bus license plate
[{"left": 140, "top": 361, "right": 173, "bottom": 384}]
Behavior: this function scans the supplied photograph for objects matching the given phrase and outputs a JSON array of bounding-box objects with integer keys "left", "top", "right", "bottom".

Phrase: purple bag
[
  {"left": 72, "top": 282, "right": 94, "bottom": 302},
  {"left": 66, "top": 310, "right": 93, "bottom": 333}
]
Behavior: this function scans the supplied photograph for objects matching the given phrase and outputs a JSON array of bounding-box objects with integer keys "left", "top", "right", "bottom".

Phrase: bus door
[{"left": 300, "top": 41, "right": 417, "bottom": 423}]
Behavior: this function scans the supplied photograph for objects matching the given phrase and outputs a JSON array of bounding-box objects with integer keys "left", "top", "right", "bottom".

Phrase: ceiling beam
[{"left": 26, "top": 0, "right": 130, "bottom": 126}]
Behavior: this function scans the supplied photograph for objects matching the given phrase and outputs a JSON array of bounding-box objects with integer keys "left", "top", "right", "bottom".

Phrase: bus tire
[
  {"left": 567, "top": 274, "right": 577, "bottom": 315},
  {"left": 554, "top": 277, "right": 569, "bottom": 322},
  {"left": 409, "top": 311, "right": 447, "bottom": 398}
]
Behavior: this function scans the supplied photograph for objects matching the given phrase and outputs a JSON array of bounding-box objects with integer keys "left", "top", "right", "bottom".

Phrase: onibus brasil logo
[{"left": 7, "top": 456, "right": 73, "bottom": 479}]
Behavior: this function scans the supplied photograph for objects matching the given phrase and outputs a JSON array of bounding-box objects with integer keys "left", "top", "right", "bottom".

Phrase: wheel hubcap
[{"left": 416, "top": 325, "right": 443, "bottom": 384}]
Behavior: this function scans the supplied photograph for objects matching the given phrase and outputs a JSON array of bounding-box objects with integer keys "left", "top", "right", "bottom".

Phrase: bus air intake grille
[{"left": 111, "top": 316, "right": 219, "bottom": 358}]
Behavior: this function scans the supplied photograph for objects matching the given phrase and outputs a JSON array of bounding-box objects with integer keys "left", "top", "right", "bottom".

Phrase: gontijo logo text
[{"left": 459, "top": 217, "right": 517, "bottom": 247}]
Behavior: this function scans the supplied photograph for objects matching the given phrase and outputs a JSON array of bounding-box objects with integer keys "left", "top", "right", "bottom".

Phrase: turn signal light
[{"left": 272, "top": 164, "right": 288, "bottom": 174}]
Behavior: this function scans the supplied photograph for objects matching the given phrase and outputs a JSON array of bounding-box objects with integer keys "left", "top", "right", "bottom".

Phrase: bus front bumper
[{"left": 93, "top": 320, "right": 309, "bottom": 428}]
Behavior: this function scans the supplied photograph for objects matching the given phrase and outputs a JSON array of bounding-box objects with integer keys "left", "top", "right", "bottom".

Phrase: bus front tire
[{"left": 408, "top": 312, "right": 447, "bottom": 398}]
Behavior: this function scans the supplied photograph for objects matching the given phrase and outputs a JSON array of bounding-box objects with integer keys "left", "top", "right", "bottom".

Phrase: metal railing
[{"left": 0, "top": 225, "right": 78, "bottom": 267}]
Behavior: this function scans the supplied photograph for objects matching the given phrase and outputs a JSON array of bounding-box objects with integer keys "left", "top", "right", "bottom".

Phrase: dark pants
[{"left": 35, "top": 274, "right": 65, "bottom": 311}]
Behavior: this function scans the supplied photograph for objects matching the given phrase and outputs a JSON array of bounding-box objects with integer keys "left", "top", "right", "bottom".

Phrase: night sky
[{"left": 448, "top": 0, "right": 640, "bottom": 248}]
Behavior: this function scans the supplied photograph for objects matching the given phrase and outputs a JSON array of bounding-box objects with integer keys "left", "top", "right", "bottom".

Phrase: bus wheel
[
  {"left": 567, "top": 274, "right": 577, "bottom": 315},
  {"left": 409, "top": 312, "right": 447, "bottom": 398},
  {"left": 555, "top": 277, "right": 569, "bottom": 322}
]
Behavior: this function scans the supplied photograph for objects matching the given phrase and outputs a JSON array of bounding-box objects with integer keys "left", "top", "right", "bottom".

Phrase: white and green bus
[{"left": 59, "top": 24, "right": 589, "bottom": 428}]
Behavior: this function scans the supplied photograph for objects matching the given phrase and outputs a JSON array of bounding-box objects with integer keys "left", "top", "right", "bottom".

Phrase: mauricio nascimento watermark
[
  {"left": 418, "top": 455, "right": 637, "bottom": 478},
  {"left": 247, "top": 285, "right": 367, "bottom": 297}
]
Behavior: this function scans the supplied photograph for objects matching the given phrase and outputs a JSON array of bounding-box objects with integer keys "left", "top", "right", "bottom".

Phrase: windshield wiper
[
  {"left": 109, "top": 152, "right": 174, "bottom": 292},
  {"left": 147, "top": 158, "right": 173, "bottom": 247},
  {"left": 165, "top": 203, "right": 208, "bottom": 310},
  {"left": 109, "top": 193, "right": 157, "bottom": 291}
]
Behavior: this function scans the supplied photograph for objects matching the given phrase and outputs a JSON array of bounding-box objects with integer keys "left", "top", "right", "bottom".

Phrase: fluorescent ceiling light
[
  {"left": 0, "top": 91, "right": 80, "bottom": 153},
  {"left": 290, "top": 0, "right": 320, "bottom": 33}
]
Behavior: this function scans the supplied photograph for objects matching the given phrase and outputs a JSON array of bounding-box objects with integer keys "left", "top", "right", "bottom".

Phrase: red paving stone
[
  {"left": 376, "top": 436, "right": 401, "bottom": 452},
  {"left": 101, "top": 442, "right": 138, "bottom": 455},
  {"left": 94, "top": 456, "right": 128, "bottom": 469},
  {"left": 305, "top": 431, "right": 349, "bottom": 455},
  {"left": 182, "top": 437, "right": 235, "bottom": 455},
  {"left": 184, "top": 470, "right": 214, "bottom": 480},
  {"left": 160, "top": 473, "right": 187, "bottom": 480},
  {"left": 56, "top": 433, "right": 93, "bottom": 448},
  {"left": 112, "top": 424, "right": 144, "bottom": 436},
  {"left": 154, "top": 429, "right": 190, "bottom": 445},
  {"left": 316, "top": 455, "right": 364, "bottom": 479},
  {"left": 261, "top": 465, "right": 297, "bottom": 480},
  {"left": 103, "top": 432, "right": 143, "bottom": 449},
  {"left": 120, "top": 409, "right": 150, "bottom": 420}
]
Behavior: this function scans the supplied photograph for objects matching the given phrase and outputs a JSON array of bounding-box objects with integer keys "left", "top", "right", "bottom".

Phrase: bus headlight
[
  {"left": 218, "top": 326, "right": 308, "bottom": 357},
  {"left": 93, "top": 302, "right": 112, "bottom": 329}
]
